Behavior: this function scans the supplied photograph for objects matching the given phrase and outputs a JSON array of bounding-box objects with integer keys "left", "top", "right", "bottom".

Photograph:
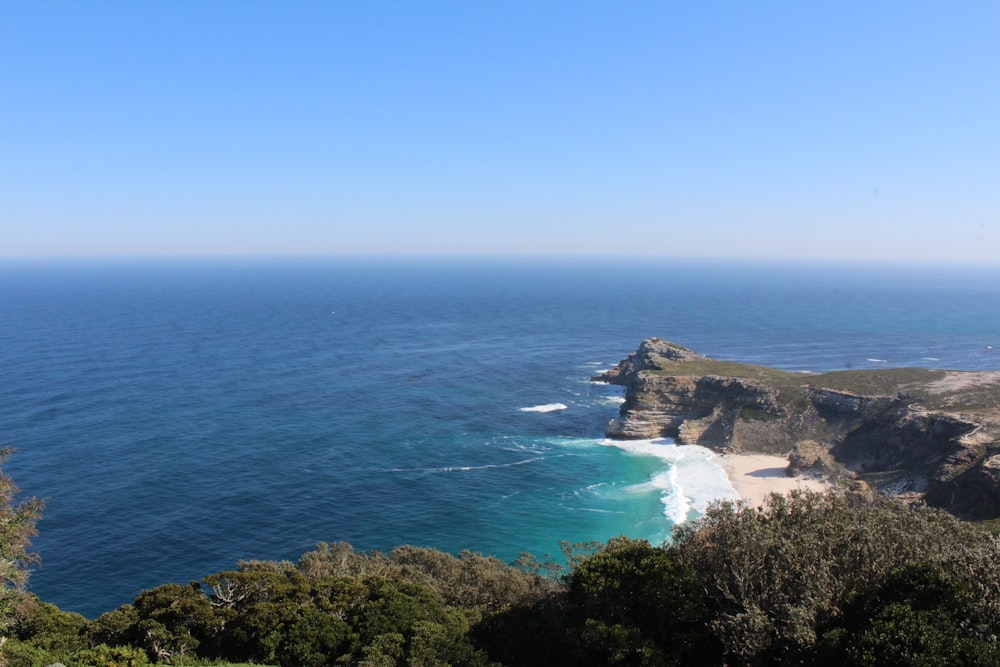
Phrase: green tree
[
  {"left": 90, "top": 604, "right": 142, "bottom": 648},
  {"left": 0, "top": 448, "right": 44, "bottom": 651},
  {"left": 387, "top": 545, "right": 555, "bottom": 613},
  {"left": 10, "top": 596, "right": 89, "bottom": 655},
  {"left": 474, "top": 538, "right": 720, "bottom": 666},
  {"left": 672, "top": 490, "right": 1000, "bottom": 665},
  {"left": 123, "top": 583, "right": 221, "bottom": 663},
  {"left": 469, "top": 588, "right": 571, "bottom": 666},
  {"left": 203, "top": 569, "right": 362, "bottom": 665},
  {"left": 812, "top": 563, "right": 1000, "bottom": 666},
  {"left": 567, "top": 538, "right": 720, "bottom": 666}
]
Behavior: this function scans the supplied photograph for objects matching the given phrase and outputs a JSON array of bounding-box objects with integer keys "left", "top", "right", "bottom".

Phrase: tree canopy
[
  {"left": 0, "top": 448, "right": 43, "bottom": 648},
  {"left": 8, "top": 481, "right": 1000, "bottom": 665}
]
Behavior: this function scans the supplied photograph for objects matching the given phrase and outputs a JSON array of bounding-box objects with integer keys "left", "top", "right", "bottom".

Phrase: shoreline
[{"left": 719, "top": 453, "right": 832, "bottom": 507}]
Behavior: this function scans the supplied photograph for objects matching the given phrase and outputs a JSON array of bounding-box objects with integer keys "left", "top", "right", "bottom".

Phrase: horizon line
[{"left": 2, "top": 252, "right": 999, "bottom": 269}]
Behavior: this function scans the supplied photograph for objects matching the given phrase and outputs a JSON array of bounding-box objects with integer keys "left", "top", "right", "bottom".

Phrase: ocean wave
[
  {"left": 391, "top": 457, "right": 544, "bottom": 474},
  {"left": 660, "top": 470, "right": 690, "bottom": 525},
  {"left": 867, "top": 358, "right": 888, "bottom": 363},
  {"left": 499, "top": 443, "right": 551, "bottom": 454},
  {"left": 602, "top": 438, "right": 739, "bottom": 525},
  {"left": 602, "top": 396, "right": 626, "bottom": 404},
  {"left": 563, "top": 507, "right": 622, "bottom": 515},
  {"left": 519, "top": 403, "right": 568, "bottom": 413},
  {"left": 582, "top": 481, "right": 613, "bottom": 492},
  {"left": 541, "top": 436, "right": 604, "bottom": 448}
]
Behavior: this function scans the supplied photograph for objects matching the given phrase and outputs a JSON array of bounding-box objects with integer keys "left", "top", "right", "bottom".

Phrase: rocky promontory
[{"left": 596, "top": 337, "right": 1000, "bottom": 520}]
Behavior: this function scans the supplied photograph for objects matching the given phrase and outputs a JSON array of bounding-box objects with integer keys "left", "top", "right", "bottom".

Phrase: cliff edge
[{"left": 596, "top": 337, "right": 1000, "bottom": 520}]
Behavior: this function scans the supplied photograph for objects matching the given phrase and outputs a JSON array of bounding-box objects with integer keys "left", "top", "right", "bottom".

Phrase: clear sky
[{"left": 2, "top": 2, "right": 998, "bottom": 261}]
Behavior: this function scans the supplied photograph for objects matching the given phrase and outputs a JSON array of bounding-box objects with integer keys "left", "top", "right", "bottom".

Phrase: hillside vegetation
[{"left": 7, "top": 489, "right": 1000, "bottom": 666}]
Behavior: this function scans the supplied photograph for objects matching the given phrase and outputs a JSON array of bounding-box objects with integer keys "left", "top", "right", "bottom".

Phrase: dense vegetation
[{"left": 6, "top": 450, "right": 1000, "bottom": 665}]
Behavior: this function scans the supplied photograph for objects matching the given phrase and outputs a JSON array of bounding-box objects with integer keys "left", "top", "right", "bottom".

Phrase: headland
[{"left": 596, "top": 338, "right": 1000, "bottom": 519}]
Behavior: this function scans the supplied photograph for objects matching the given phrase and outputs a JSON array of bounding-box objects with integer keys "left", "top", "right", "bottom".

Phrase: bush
[
  {"left": 0, "top": 448, "right": 43, "bottom": 642},
  {"left": 672, "top": 490, "right": 1000, "bottom": 664},
  {"left": 812, "top": 563, "right": 1000, "bottom": 666},
  {"left": 568, "top": 538, "right": 720, "bottom": 665}
]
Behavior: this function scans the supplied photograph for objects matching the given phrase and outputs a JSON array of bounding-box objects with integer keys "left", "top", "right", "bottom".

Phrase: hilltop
[{"left": 596, "top": 338, "right": 1000, "bottom": 519}]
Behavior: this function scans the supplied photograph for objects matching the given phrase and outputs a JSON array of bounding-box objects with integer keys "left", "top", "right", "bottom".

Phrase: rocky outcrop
[
  {"left": 809, "top": 389, "right": 899, "bottom": 418},
  {"left": 787, "top": 440, "right": 838, "bottom": 480},
  {"left": 598, "top": 338, "right": 1000, "bottom": 520},
  {"left": 597, "top": 337, "right": 707, "bottom": 385},
  {"left": 606, "top": 374, "right": 783, "bottom": 443}
]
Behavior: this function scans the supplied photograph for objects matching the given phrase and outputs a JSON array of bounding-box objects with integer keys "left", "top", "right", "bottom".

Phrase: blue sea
[{"left": 2, "top": 257, "right": 999, "bottom": 618}]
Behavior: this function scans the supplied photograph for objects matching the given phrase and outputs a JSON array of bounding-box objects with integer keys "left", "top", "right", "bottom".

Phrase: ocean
[{"left": 2, "top": 257, "right": 999, "bottom": 618}]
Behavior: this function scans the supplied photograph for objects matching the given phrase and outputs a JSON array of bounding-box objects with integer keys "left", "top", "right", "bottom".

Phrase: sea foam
[
  {"left": 602, "top": 438, "right": 739, "bottom": 525},
  {"left": 519, "top": 403, "right": 568, "bottom": 413}
]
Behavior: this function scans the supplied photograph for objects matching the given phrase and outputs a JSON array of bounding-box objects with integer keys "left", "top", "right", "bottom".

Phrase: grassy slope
[{"left": 638, "top": 352, "right": 1000, "bottom": 416}]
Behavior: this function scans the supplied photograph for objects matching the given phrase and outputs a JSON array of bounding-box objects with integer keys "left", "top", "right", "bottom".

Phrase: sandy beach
[{"left": 720, "top": 454, "right": 832, "bottom": 507}]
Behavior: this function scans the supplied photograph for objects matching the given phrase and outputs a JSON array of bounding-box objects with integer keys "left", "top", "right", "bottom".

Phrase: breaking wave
[
  {"left": 519, "top": 403, "right": 568, "bottom": 413},
  {"left": 601, "top": 438, "right": 739, "bottom": 525}
]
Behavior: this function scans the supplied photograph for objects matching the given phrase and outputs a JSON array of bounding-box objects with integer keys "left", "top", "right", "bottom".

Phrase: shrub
[{"left": 672, "top": 490, "right": 1000, "bottom": 664}]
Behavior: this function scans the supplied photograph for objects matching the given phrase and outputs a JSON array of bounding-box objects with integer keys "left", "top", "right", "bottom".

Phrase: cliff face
[
  {"left": 597, "top": 337, "right": 1000, "bottom": 520},
  {"left": 607, "top": 374, "right": 784, "bottom": 442}
]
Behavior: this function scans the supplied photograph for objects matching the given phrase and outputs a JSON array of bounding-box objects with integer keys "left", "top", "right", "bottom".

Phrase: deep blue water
[{"left": 2, "top": 257, "right": 999, "bottom": 618}]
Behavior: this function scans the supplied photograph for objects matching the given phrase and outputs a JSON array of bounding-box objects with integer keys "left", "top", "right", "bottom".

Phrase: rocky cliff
[{"left": 596, "top": 337, "right": 1000, "bottom": 520}]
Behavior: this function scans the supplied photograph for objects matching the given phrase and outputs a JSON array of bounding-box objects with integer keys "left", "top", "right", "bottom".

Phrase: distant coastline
[{"left": 597, "top": 337, "right": 1000, "bottom": 520}]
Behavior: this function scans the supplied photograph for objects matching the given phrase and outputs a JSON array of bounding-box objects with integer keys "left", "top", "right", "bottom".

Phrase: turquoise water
[{"left": 1, "top": 257, "right": 999, "bottom": 617}]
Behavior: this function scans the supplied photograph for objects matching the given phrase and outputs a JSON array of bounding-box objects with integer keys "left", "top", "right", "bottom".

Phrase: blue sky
[{"left": 2, "top": 2, "right": 998, "bottom": 261}]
